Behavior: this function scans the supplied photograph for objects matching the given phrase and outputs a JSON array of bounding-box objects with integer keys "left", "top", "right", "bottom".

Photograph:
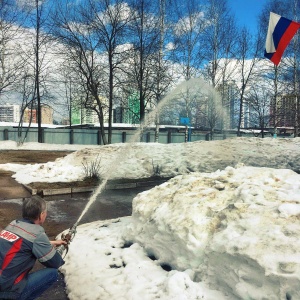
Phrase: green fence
[{"left": 1, "top": 126, "right": 238, "bottom": 145}]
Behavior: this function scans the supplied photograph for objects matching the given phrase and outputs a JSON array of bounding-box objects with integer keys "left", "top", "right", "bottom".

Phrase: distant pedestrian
[{"left": 0, "top": 196, "right": 67, "bottom": 300}]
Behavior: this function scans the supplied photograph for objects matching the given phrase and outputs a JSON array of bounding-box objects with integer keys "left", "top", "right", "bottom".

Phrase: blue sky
[{"left": 227, "top": 0, "right": 269, "bottom": 33}]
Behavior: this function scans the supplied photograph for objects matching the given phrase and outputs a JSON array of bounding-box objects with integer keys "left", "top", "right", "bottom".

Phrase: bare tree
[
  {"left": 0, "top": 0, "right": 25, "bottom": 98},
  {"left": 53, "top": 0, "right": 131, "bottom": 144},
  {"left": 17, "top": 68, "right": 35, "bottom": 144},
  {"left": 165, "top": 0, "right": 207, "bottom": 136},
  {"left": 125, "top": 0, "right": 162, "bottom": 124},
  {"left": 247, "top": 83, "right": 273, "bottom": 138},
  {"left": 203, "top": 90, "right": 223, "bottom": 139},
  {"left": 35, "top": 0, "right": 42, "bottom": 142},
  {"left": 54, "top": 60, "right": 83, "bottom": 126},
  {"left": 52, "top": 0, "right": 107, "bottom": 143},
  {"left": 170, "top": 0, "right": 206, "bottom": 80},
  {"left": 17, "top": 0, "right": 55, "bottom": 143},
  {"left": 152, "top": 0, "right": 173, "bottom": 141},
  {"left": 201, "top": 0, "right": 238, "bottom": 134},
  {"left": 235, "top": 27, "right": 261, "bottom": 135},
  {"left": 84, "top": 0, "right": 132, "bottom": 143},
  {"left": 202, "top": 0, "right": 237, "bottom": 88}
]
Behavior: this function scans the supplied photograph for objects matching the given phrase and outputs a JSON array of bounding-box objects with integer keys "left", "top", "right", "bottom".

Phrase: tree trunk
[
  {"left": 108, "top": 54, "right": 113, "bottom": 144},
  {"left": 36, "top": 0, "right": 42, "bottom": 143}
]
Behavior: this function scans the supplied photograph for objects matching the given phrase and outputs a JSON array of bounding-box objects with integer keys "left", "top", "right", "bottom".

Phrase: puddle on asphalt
[
  {"left": 0, "top": 187, "right": 150, "bottom": 237},
  {"left": 46, "top": 187, "right": 149, "bottom": 223}
]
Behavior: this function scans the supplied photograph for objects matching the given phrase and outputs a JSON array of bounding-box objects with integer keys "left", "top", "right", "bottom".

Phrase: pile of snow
[
  {"left": 1, "top": 137, "right": 300, "bottom": 185},
  {"left": 62, "top": 165, "right": 300, "bottom": 300},
  {"left": 0, "top": 140, "right": 99, "bottom": 151}
]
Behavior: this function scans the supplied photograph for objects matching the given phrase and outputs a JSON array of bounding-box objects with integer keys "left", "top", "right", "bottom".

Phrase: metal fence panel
[
  {"left": 0, "top": 126, "right": 232, "bottom": 145},
  {"left": 44, "top": 129, "right": 70, "bottom": 144},
  {"left": 170, "top": 133, "right": 185, "bottom": 143}
]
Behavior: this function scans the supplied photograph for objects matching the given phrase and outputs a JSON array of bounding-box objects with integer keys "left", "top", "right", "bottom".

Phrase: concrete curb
[
  {"left": 23, "top": 185, "right": 97, "bottom": 196},
  {"left": 23, "top": 178, "right": 170, "bottom": 197}
]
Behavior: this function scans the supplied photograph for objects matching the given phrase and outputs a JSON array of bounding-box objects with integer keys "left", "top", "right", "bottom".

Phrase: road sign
[{"left": 180, "top": 117, "right": 190, "bottom": 125}]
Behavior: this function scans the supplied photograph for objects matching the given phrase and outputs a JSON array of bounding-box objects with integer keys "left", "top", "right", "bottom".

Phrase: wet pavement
[{"left": 0, "top": 187, "right": 150, "bottom": 300}]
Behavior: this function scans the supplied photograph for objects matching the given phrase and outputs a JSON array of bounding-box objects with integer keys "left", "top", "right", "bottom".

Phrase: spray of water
[
  {"left": 75, "top": 78, "right": 223, "bottom": 225},
  {"left": 76, "top": 180, "right": 108, "bottom": 224}
]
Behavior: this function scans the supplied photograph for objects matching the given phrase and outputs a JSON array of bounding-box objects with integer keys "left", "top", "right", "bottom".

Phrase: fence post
[
  {"left": 41, "top": 128, "right": 45, "bottom": 143},
  {"left": 122, "top": 131, "right": 126, "bottom": 143},
  {"left": 205, "top": 133, "right": 210, "bottom": 141},
  {"left": 70, "top": 129, "right": 74, "bottom": 144},
  {"left": 167, "top": 130, "right": 172, "bottom": 143},
  {"left": 97, "top": 130, "right": 102, "bottom": 145},
  {"left": 3, "top": 129, "right": 8, "bottom": 140}
]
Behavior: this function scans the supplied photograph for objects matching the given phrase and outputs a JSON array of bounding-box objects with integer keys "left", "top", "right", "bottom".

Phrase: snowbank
[
  {"left": 60, "top": 164, "right": 300, "bottom": 300},
  {"left": 125, "top": 165, "right": 300, "bottom": 299},
  {"left": 1, "top": 137, "right": 300, "bottom": 185}
]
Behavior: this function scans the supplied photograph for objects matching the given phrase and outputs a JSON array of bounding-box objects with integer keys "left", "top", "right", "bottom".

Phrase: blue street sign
[{"left": 180, "top": 117, "right": 190, "bottom": 125}]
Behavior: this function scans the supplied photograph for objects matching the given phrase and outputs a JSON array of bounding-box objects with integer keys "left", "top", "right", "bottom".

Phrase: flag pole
[
  {"left": 294, "top": 45, "right": 299, "bottom": 137},
  {"left": 294, "top": 3, "right": 299, "bottom": 137}
]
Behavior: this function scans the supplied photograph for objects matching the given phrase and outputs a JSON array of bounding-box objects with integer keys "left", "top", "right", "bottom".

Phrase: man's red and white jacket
[{"left": 0, "top": 219, "right": 65, "bottom": 299}]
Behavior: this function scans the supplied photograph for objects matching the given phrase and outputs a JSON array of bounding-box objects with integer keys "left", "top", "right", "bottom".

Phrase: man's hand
[{"left": 50, "top": 239, "right": 68, "bottom": 247}]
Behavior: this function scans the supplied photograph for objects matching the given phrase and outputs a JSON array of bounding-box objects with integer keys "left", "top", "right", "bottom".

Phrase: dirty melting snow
[{"left": 1, "top": 138, "right": 300, "bottom": 299}]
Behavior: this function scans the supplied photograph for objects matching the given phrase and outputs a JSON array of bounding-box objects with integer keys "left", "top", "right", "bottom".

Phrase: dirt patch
[
  {"left": 0, "top": 150, "right": 75, "bottom": 200},
  {"left": 0, "top": 170, "right": 32, "bottom": 200},
  {"left": 0, "top": 150, "right": 73, "bottom": 164}
]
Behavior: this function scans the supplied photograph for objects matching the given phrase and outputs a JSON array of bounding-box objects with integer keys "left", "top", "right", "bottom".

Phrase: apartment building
[
  {"left": 23, "top": 105, "right": 54, "bottom": 124},
  {"left": 0, "top": 104, "right": 20, "bottom": 122}
]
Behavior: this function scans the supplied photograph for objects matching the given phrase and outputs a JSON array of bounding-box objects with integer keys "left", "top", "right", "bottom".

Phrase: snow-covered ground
[{"left": 0, "top": 138, "right": 300, "bottom": 300}]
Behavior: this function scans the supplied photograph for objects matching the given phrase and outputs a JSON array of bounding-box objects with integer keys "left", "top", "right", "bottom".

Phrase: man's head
[{"left": 22, "top": 196, "right": 47, "bottom": 224}]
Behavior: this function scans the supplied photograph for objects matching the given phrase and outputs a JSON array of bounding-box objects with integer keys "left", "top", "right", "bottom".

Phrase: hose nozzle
[{"left": 56, "top": 222, "right": 78, "bottom": 256}]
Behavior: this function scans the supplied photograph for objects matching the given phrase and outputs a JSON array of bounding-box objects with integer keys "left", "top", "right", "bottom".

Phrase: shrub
[
  {"left": 82, "top": 154, "right": 102, "bottom": 180},
  {"left": 152, "top": 159, "right": 161, "bottom": 176}
]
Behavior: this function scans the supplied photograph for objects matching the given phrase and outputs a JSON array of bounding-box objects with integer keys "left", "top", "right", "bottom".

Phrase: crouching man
[{"left": 0, "top": 196, "right": 67, "bottom": 300}]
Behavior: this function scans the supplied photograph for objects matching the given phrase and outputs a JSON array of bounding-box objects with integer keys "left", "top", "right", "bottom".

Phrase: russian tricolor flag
[{"left": 264, "top": 12, "right": 300, "bottom": 65}]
